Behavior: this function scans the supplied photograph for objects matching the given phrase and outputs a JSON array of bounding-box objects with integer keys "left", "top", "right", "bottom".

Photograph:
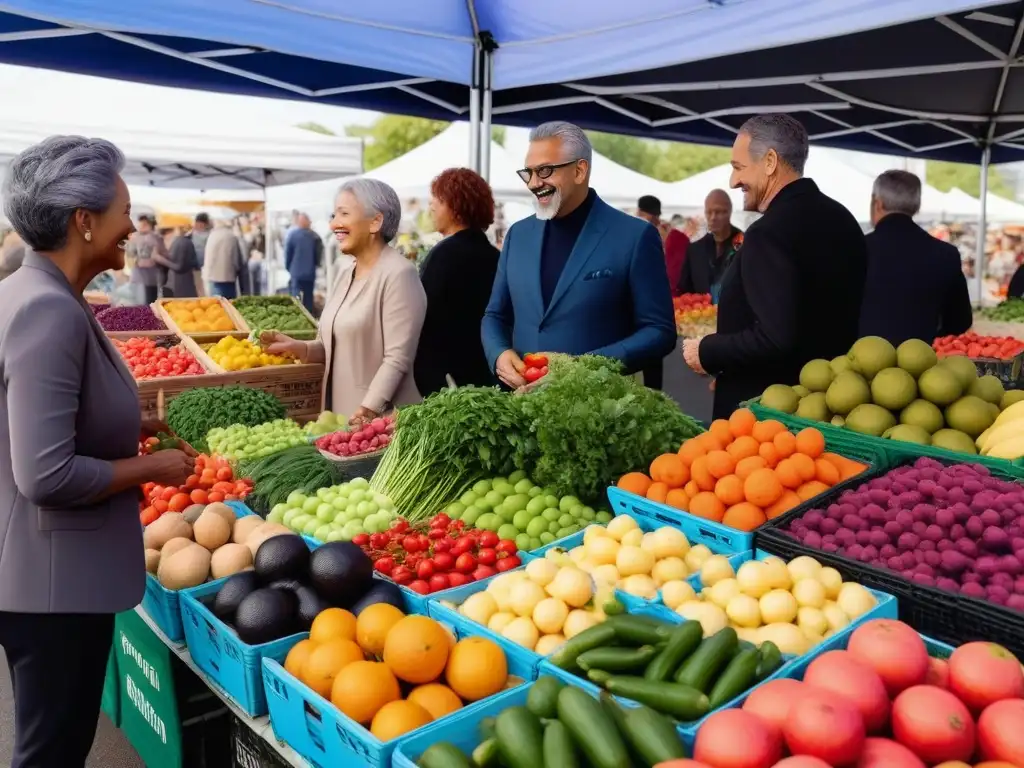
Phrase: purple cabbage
[{"left": 96, "top": 305, "right": 167, "bottom": 332}]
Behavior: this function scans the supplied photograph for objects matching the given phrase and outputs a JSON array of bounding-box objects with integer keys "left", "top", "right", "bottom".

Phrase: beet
[
  {"left": 961, "top": 581, "right": 986, "bottom": 598},
  {"left": 965, "top": 517, "right": 985, "bottom": 538},
  {"left": 982, "top": 526, "right": 1010, "bottom": 552},
  {"left": 937, "top": 577, "right": 960, "bottom": 592},
  {"left": 804, "top": 531, "right": 822, "bottom": 549},
  {"left": 918, "top": 479, "right": 937, "bottom": 496},
  {"left": 979, "top": 508, "right": 1002, "bottom": 527},
  {"left": 987, "top": 585, "right": 1010, "bottom": 604},
  {"left": 898, "top": 532, "right": 920, "bottom": 550},
  {"left": 820, "top": 518, "right": 840, "bottom": 535}
]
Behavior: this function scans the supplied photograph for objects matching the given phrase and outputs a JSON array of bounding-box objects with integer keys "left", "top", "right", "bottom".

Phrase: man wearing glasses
[{"left": 482, "top": 121, "right": 675, "bottom": 388}]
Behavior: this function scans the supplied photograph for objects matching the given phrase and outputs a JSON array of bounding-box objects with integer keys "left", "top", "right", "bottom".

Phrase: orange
[
  {"left": 646, "top": 482, "right": 669, "bottom": 503},
  {"left": 370, "top": 699, "right": 433, "bottom": 741},
  {"left": 617, "top": 472, "right": 653, "bottom": 497},
  {"left": 310, "top": 608, "right": 357, "bottom": 644},
  {"left": 331, "top": 661, "right": 400, "bottom": 724},
  {"left": 722, "top": 502, "right": 767, "bottom": 532},
  {"left": 301, "top": 638, "right": 366, "bottom": 698},
  {"left": 728, "top": 408, "right": 756, "bottom": 438},
  {"left": 383, "top": 615, "right": 451, "bottom": 684},
  {"left": 407, "top": 683, "right": 463, "bottom": 719},
  {"left": 665, "top": 488, "right": 690, "bottom": 511},
  {"left": 726, "top": 435, "right": 760, "bottom": 461},
  {"left": 772, "top": 431, "right": 797, "bottom": 458},
  {"left": 789, "top": 453, "right": 817, "bottom": 483},
  {"left": 713, "top": 475, "right": 745, "bottom": 506},
  {"left": 690, "top": 456, "right": 716, "bottom": 492},
  {"left": 795, "top": 428, "right": 825, "bottom": 458},
  {"left": 708, "top": 419, "right": 734, "bottom": 447},
  {"left": 765, "top": 490, "right": 801, "bottom": 520},
  {"left": 705, "top": 450, "right": 736, "bottom": 480},
  {"left": 813, "top": 458, "right": 840, "bottom": 487},
  {"left": 689, "top": 492, "right": 725, "bottom": 522},
  {"left": 697, "top": 432, "right": 726, "bottom": 452},
  {"left": 677, "top": 439, "right": 706, "bottom": 467},
  {"left": 445, "top": 636, "right": 508, "bottom": 701},
  {"left": 775, "top": 459, "right": 803, "bottom": 490},
  {"left": 284, "top": 639, "right": 317, "bottom": 680},
  {"left": 751, "top": 419, "right": 787, "bottom": 444},
  {"left": 650, "top": 454, "right": 689, "bottom": 488},
  {"left": 757, "top": 441, "right": 780, "bottom": 468},
  {"left": 821, "top": 452, "right": 868, "bottom": 481},
  {"left": 797, "top": 481, "right": 831, "bottom": 501},
  {"left": 356, "top": 603, "right": 405, "bottom": 656},
  {"left": 735, "top": 455, "right": 768, "bottom": 480},
  {"left": 683, "top": 480, "right": 699, "bottom": 498},
  {"left": 743, "top": 468, "right": 784, "bottom": 508}
]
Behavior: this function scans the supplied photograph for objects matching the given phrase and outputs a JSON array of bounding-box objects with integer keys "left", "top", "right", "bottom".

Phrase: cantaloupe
[
  {"left": 145, "top": 548, "right": 161, "bottom": 574},
  {"left": 203, "top": 502, "right": 237, "bottom": 527},
  {"left": 161, "top": 537, "right": 194, "bottom": 559},
  {"left": 194, "top": 509, "right": 232, "bottom": 550},
  {"left": 232, "top": 515, "right": 264, "bottom": 544},
  {"left": 246, "top": 523, "right": 295, "bottom": 557},
  {"left": 157, "top": 544, "right": 211, "bottom": 590},
  {"left": 143, "top": 512, "right": 192, "bottom": 550},
  {"left": 210, "top": 543, "right": 253, "bottom": 579}
]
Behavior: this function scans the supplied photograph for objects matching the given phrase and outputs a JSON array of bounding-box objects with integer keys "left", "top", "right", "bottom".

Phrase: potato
[
  {"left": 209, "top": 543, "right": 253, "bottom": 579},
  {"left": 193, "top": 510, "right": 232, "bottom": 551},
  {"left": 157, "top": 544, "right": 211, "bottom": 590},
  {"left": 232, "top": 515, "right": 264, "bottom": 544},
  {"left": 203, "top": 502, "right": 237, "bottom": 527},
  {"left": 144, "top": 549, "right": 161, "bottom": 575},
  {"left": 246, "top": 523, "right": 295, "bottom": 557},
  {"left": 161, "top": 537, "right": 193, "bottom": 559},
  {"left": 143, "top": 512, "right": 192, "bottom": 550}
]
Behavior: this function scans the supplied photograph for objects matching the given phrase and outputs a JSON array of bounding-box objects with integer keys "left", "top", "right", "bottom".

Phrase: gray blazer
[{"left": 0, "top": 252, "right": 145, "bottom": 614}]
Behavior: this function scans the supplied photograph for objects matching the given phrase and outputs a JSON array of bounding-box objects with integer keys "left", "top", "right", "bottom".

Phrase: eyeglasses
[{"left": 516, "top": 160, "right": 579, "bottom": 184}]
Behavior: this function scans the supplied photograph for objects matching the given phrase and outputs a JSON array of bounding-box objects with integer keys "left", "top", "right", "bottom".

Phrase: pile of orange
[
  {"left": 617, "top": 408, "right": 867, "bottom": 532},
  {"left": 282, "top": 604, "right": 512, "bottom": 743}
]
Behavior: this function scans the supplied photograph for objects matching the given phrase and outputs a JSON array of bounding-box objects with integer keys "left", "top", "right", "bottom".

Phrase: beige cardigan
[{"left": 316, "top": 247, "right": 427, "bottom": 416}]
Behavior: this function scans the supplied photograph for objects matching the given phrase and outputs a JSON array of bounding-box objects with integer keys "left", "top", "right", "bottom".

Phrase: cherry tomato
[
  {"left": 373, "top": 557, "right": 395, "bottom": 575},
  {"left": 351, "top": 533, "right": 370, "bottom": 546},
  {"left": 416, "top": 560, "right": 435, "bottom": 580},
  {"left": 455, "top": 553, "right": 477, "bottom": 574},
  {"left": 477, "top": 547, "right": 497, "bottom": 566},
  {"left": 391, "top": 565, "right": 413, "bottom": 585},
  {"left": 448, "top": 572, "right": 470, "bottom": 588},
  {"left": 433, "top": 537, "right": 453, "bottom": 553},
  {"left": 407, "top": 579, "right": 430, "bottom": 595},
  {"left": 496, "top": 555, "right": 521, "bottom": 571},
  {"left": 428, "top": 573, "right": 450, "bottom": 592},
  {"left": 496, "top": 540, "right": 518, "bottom": 555},
  {"left": 477, "top": 531, "right": 499, "bottom": 549},
  {"left": 369, "top": 533, "right": 389, "bottom": 549},
  {"left": 432, "top": 552, "right": 454, "bottom": 571}
]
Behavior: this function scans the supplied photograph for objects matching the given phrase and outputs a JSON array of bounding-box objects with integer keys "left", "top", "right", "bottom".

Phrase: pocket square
[{"left": 583, "top": 268, "right": 613, "bottom": 281}]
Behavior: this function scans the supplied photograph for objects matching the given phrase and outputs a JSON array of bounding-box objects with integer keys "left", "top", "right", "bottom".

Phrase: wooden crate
[
  {"left": 153, "top": 297, "right": 249, "bottom": 343},
  {"left": 230, "top": 295, "right": 319, "bottom": 341}
]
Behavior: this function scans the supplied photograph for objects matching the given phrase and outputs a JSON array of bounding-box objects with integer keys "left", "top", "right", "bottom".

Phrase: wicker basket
[
  {"left": 231, "top": 295, "right": 319, "bottom": 341},
  {"left": 153, "top": 297, "right": 249, "bottom": 343}
]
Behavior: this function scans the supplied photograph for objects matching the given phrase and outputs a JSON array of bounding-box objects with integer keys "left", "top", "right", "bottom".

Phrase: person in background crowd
[
  {"left": 0, "top": 230, "right": 26, "bottom": 281},
  {"left": 164, "top": 225, "right": 199, "bottom": 298},
  {"left": 482, "top": 121, "right": 675, "bottom": 389},
  {"left": 263, "top": 179, "right": 426, "bottom": 424},
  {"left": 203, "top": 218, "right": 250, "bottom": 299},
  {"left": 126, "top": 213, "right": 173, "bottom": 303},
  {"left": 414, "top": 167, "right": 500, "bottom": 395},
  {"left": 191, "top": 212, "right": 211, "bottom": 295},
  {"left": 0, "top": 135, "right": 194, "bottom": 768},
  {"left": 285, "top": 212, "right": 323, "bottom": 313},
  {"left": 635, "top": 194, "right": 673, "bottom": 391},
  {"left": 683, "top": 114, "right": 867, "bottom": 419},
  {"left": 679, "top": 189, "right": 743, "bottom": 302},
  {"left": 1009, "top": 260, "right": 1024, "bottom": 298},
  {"left": 664, "top": 213, "right": 691, "bottom": 299},
  {"left": 859, "top": 170, "right": 972, "bottom": 345}
]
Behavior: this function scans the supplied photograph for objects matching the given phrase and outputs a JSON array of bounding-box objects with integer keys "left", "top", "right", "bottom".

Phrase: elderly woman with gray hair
[
  {"left": 0, "top": 136, "right": 195, "bottom": 767},
  {"left": 263, "top": 178, "right": 427, "bottom": 424}
]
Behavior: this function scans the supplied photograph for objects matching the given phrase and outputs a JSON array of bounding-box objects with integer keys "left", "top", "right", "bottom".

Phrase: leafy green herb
[{"left": 238, "top": 445, "right": 347, "bottom": 515}]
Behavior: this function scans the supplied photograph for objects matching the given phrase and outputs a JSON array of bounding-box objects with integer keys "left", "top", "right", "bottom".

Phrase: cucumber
[
  {"left": 557, "top": 685, "right": 632, "bottom": 768},
  {"left": 644, "top": 620, "right": 702, "bottom": 681},
  {"left": 578, "top": 645, "right": 659, "bottom": 673},
  {"left": 471, "top": 738, "right": 500, "bottom": 768},
  {"left": 604, "top": 615, "right": 673, "bottom": 646},
  {"left": 755, "top": 641, "right": 783, "bottom": 681},
  {"left": 708, "top": 647, "right": 760, "bottom": 709},
  {"left": 417, "top": 742, "right": 473, "bottom": 768},
  {"left": 543, "top": 720, "right": 579, "bottom": 768},
  {"left": 494, "top": 706, "right": 545, "bottom": 768},
  {"left": 602, "top": 676, "right": 710, "bottom": 721},
  {"left": 600, "top": 691, "right": 648, "bottom": 767},
  {"left": 674, "top": 627, "right": 738, "bottom": 692},
  {"left": 548, "top": 622, "right": 617, "bottom": 670},
  {"left": 479, "top": 716, "right": 496, "bottom": 741},
  {"left": 603, "top": 597, "right": 626, "bottom": 616},
  {"left": 588, "top": 668, "right": 612, "bottom": 685},
  {"left": 526, "top": 676, "right": 564, "bottom": 719},
  {"left": 603, "top": 694, "right": 688, "bottom": 767}
]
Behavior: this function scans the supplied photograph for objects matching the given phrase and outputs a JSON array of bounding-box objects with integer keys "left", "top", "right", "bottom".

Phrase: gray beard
[{"left": 532, "top": 188, "right": 562, "bottom": 221}]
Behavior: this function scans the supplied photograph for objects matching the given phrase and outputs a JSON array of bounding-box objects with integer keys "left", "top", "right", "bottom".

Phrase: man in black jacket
[
  {"left": 678, "top": 189, "right": 743, "bottom": 301},
  {"left": 859, "top": 170, "right": 972, "bottom": 345},
  {"left": 682, "top": 114, "right": 867, "bottom": 419}
]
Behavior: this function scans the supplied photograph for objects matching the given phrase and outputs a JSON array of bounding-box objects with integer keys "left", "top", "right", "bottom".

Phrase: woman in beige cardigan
[{"left": 263, "top": 179, "right": 426, "bottom": 424}]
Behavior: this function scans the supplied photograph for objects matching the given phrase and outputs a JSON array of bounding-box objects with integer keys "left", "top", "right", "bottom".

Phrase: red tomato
[
  {"left": 891, "top": 685, "right": 975, "bottom": 764},
  {"left": 847, "top": 619, "right": 930, "bottom": 696},
  {"left": 803, "top": 650, "right": 890, "bottom": 733},
  {"left": 784, "top": 688, "right": 865, "bottom": 766},
  {"left": 167, "top": 492, "right": 191, "bottom": 513},
  {"left": 206, "top": 492, "right": 224, "bottom": 503},
  {"left": 855, "top": 737, "right": 926, "bottom": 768},
  {"left": 159, "top": 486, "right": 178, "bottom": 502},
  {"left": 189, "top": 489, "right": 208, "bottom": 505},
  {"left": 977, "top": 699, "right": 1024, "bottom": 765},
  {"left": 948, "top": 642, "right": 1024, "bottom": 713},
  {"left": 772, "top": 759, "right": 831, "bottom": 768},
  {"left": 140, "top": 507, "right": 160, "bottom": 525},
  {"left": 694, "top": 709, "right": 782, "bottom": 768},
  {"left": 925, "top": 657, "right": 950, "bottom": 689},
  {"left": 212, "top": 481, "right": 235, "bottom": 495},
  {"left": 152, "top": 499, "right": 169, "bottom": 513},
  {"left": 742, "top": 678, "right": 806, "bottom": 736}
]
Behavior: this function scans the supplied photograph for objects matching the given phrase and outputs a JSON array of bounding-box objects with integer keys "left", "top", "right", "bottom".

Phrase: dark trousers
[
  {"left": 0, "top": 612, "right": 114, "bottom": 768},
  {"left": 143, "top": 285, "right": 159, "bottom": 304},
  {"left": 290, "top": 278, "right": 315, "bottom": 313},
  {"left": 642, "top": 359, "right": 664, "bottom": 390},
  {"left": 211, "top": 281, "right": 238, "bottom": 299}
]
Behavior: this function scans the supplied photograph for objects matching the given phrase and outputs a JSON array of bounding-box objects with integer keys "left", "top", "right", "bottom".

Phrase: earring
[{"left": 84, "top": 231, "right": 92, "bottom": 242}]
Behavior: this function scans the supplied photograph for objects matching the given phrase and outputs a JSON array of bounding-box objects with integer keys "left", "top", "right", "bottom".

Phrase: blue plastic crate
[
  {"left": 262, "top": 613, "right": 535, "bottom": 768},
  {"left": 140, "top": 501, "right": 255, "bottom": 643}
]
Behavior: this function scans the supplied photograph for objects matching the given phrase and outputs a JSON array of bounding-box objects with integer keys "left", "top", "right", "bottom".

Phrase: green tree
[
  {"left": 346, "top": 116, "right": 506, "bottom": 170},
  {"left": 296, "top": 121, "right": 336, "bottom": 136},
  {"left": 927, "top": 161, "right": 1014, "bottom": 199},
  {"left": 586, "top": 131, "right": 730, "bottom": 182}
]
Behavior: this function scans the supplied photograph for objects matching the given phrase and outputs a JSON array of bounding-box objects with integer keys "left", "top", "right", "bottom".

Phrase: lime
[
  {"left": 526, "top": 497, "right": 548, "bottom": 516},
  {"left": 595, "top": 511, "right": 613, "bottom": 524},
  {"left": 508, "top": 470, "right": 528, "bottom": 484},
  {"left": 498, "top": 523, "right": 519, "bottom": 541},
  {"left": 512, "top": 510, "right": 533, "bottom": 531},
  {"left": 472, "top": 479, "right": 492, "bottom": 495},
  {"left": 515, "top": 533, "right": 532, "bottom": 551},
  {"left": 559, "top": 496, "right": 581, "bottom": 513},
  {"left": 526, "top": 517, "right": 549, "bottom": 538},
  {"left": 539, "top": 532, "right": 555, "bottom": 545}
]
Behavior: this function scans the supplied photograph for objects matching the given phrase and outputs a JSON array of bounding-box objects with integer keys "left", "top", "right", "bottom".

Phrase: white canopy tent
[{"left": 943, "top": 187, "right": 1024, "bottom": 223}]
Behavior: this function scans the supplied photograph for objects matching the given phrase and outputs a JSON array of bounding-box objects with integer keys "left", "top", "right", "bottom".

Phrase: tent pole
[
  {"left": 975, "top": 145, "right": 990, "bottom": 307},
  {"left": 481, "top": 49, "right": 493, "bottom": 182},
  {"left": 469, "top": 46, "right": 481, "bottom": 172}
]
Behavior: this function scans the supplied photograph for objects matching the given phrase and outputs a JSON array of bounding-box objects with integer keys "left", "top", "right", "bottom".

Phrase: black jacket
[
  {"left": 678, "top": 226, "right": 743, "bottom": 297},
  {"left": 859, "top": 214, "right": 972, "bottom": 346},
  {"left": 414, "top": 229, "right": 500, "bottom": 395},
  {"left": 699, "top": 178, "right": 867, "bottom": 419},
  {"left": 1010, "top": 263, "right": 1024, "bottom": 299}
]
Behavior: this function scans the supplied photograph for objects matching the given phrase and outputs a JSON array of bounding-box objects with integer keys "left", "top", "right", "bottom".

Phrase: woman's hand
[
  {"left": 260, "top": 331, "right": 305, "bottom": 361},
  {"left": 349, "top": 407, "right": 379, "bottom": 428},
  {"left": 143, "top": 449, "right": 196, "bottom": 486}
]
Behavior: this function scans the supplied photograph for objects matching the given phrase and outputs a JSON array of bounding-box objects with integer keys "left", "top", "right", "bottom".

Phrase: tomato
[
  {"left": 167, "top": 492, "right": 191, "bottom": 513},
  {"left": 495, "top": 540, "right": 518, "bottom": 555},
  {"left": 803, "top": 650, "right": 890, "bottom": 733},
  {"left": 206, "top": 492, "right": 224, "bottom": 503},
  {"left": 212, "top": 481, "right": 235, "bottom": 495},
  {"left": 948, "top": 642, "right": 1024, "bottom": 713},
  {"left": 152, "top": 499, "right": 169, "bottom": 513},
  {"left": 977, "top": 699, "right": 1024, "bottom": 765},
  {"left": 140, "top": 507, "right": 160, "bottom": 525},
  {"left": 772, "top": 759, "right": 831, "bottom": 768},
  {"left": 189, "top": 489, "right": 208, "bottom": 505},
  {"left": 847, "top": 619, "right": 930, "bottom": 696},
  {"left": 784, "top": 688, "right": 865, "bottom": 766},
  {"left": 216, "top": 466, "right": 233, "bottom": 482},
  {"left": 855, "top": 737, "right": 926, "bottom": 768},
  {"left": 694, "top": 709, "right": 782, "bottom": 768},
  {"left": 891, "top": 685, "right": 975, "bottom": 764},
  {"left": 495, "top": 555, "right": 521, "bottom": 571},
  {"left": 407, "top": 579, "right": 430, "bottom": 595},
  {"left": 925, "top": 657, "right": 950, "bottom": 689},
  {"left": 184, "top": 474, "right": 200, "bottom": 489},
  {"left": 742, "top": 678, "right": 806, "bottom": 736}
]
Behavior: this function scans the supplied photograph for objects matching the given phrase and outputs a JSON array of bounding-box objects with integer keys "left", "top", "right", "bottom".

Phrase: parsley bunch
[{"left": 166, "top": 385, "right": 286, "bottom": 452}]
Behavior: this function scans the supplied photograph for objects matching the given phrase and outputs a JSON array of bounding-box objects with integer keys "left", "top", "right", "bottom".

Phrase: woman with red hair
[{"left": 414, "top": 167, "right": 500, "bottom": 394}]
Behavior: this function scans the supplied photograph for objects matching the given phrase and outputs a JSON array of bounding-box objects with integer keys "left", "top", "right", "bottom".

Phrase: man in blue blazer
[{"left": 482, "top": 121, "right": 676, "bottom": 388}]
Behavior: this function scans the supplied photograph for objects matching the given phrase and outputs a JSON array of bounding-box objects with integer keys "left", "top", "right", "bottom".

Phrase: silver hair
[
  {"left": 872, "top": 169, "right": 921, "bottom": 217},
  {"left": 529, "top": 121, "right": 593, "bottom": 165},
  {"left": 2, "top": 135, "right": 126, "bottom": 251},
  {"left": 338, "top": 178, "right": 402, "bottom": 242},
  {"left": 740, "top": 114, "right": 809, "bottom": 175}
]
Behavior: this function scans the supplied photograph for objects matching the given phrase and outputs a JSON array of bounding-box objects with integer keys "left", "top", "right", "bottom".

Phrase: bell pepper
[{"left": 523, "top": 353, "right": 549, "bottom": 368}]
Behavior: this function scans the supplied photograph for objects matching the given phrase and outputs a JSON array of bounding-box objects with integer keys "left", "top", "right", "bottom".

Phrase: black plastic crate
[{"left": 231, "top": 715, "right": 290, "bottom": 768}]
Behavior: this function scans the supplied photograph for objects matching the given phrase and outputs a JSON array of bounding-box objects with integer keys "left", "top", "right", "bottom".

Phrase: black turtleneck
[{"left": 540, "top": 188, "right": 596, "bottom": 309}]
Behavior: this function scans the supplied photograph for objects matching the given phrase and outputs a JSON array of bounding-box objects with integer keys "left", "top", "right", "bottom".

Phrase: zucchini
[
  {"left": 708, "top": 647, "right": 760, "bottom": 709},
  {"left": 557, "top": 685, "right": 632, "bottom": 768},
  {"left": 471, "top": 739, "right": 500, "bottom": 768},
  {"left": 604, "top": 615, "right": 673, "bottom": 646},
  {"left": 603, "top": 694, "right": 687, "bottom": 767},
  {"left": 644, "top": 620, "right": 702, "bottom": 681},
  {"left": 494, "top": 706, "right": 545, "bottom": 768},
  {"left": 602, "top": 676, "right": 710, "bottom": 721},
  {"left": 755, "top": 641, "right": 783, "bottom": 681},
  {"left": 417, "top": 742, "right": 473, "bottom": 768},
  {"left": 578, "top": 645, "right": 659, "bottom": 673},
  {"left": 674, "top": 627, "right": 738, "bottom": 692},
  {"left": 526, "top": 676, "right": 564, "bottom": 719},
  {"left": 543, "top": 720, "right": 579, "bottom": 768},
  {"left": 548, "top": 622, "right": 617, "bottom": 670}
]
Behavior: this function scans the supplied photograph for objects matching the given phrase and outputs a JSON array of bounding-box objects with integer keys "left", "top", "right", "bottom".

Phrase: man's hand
[
  {"left": 682, "top": 338, "right": 707, "bottom": 375},
  {"left": 496, "top": 349, "right": 527, "bottom": 389},
  {"left": 349, "top": 407, "right": 379, "bottom": 428}
]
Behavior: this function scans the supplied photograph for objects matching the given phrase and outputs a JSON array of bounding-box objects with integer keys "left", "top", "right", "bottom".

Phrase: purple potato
[
  {"left": 912, "top": 573, "right": 936, "bottom": 587},
  {"left": 923, "top": 549, "right": 941, "bottom": 567},
  {"left": 803, "top": 532, "right": 822, "bottom": 549},
  {"left": 979, "top": 508, "right": 1002, "bottom": 527},
  {"left": 937, "top": 540, "right": 954, "bottom": 553},
  {"left": 937, "top": 473, "right": 957, "bottom": 490},
  {"left": 963, "top": 479, "right": 984, "bottom": 496},
  {"left": 895, "top": 510, "right": 914, "bottom": 528},
  {"left": 819, "top": 518, "right": 840, "bottom": 535},
  {"left": 842, "top": 515, "right": 867, "bottom": 532},
  {"left": 1001, "top": 509, "right": 1017, "bottom": 525},
  {"left": 1006, "top": 594, "right": 1024, "bottom": 612},
  {"left": 950, "top": 524, "right": 967, "bottom": 542},
  {"left": 839, "top": 502, "right": 857, "bottom": 518},
  {"left": 854, "top": 529, "right": 871, "bottom": 546},
  {"left": 880, "top": 544, "right": 898, "bottom": 559},
  {"left": 951, "top": 503, "right": 972, "bottom": 523},
  {"left": 961, "top": 581, "right": 987, "bottom": 598},
  {"left": 991, "top": 572, "right": 1014, "bottom": 588},
  {"left": 965, "top": 517, "right": 985, "bottom": 538},
  {"left": 887, "top": 556, "right": 904, "bottom": 571},
  {"left": 826, "top": 505, "right": 845, "bottom": 522},
  {"left": 867, "top": 488, "right": 889, "bottom": 505},
  {"left": 948, "top": 487, "right": 969, "bottom": 505},
  {"left": 955, "top": 538, "right": 978, "bottom": 558},
  {"left": 919, "top": 540, "right": 936, "bottom": 552},
  {"left": 883, "top": 521, "right": 903, "bottom": 538},
  {"left": 918, "top": 479, "right": 937, "bottom": 497},
  {"left": 1014, "top": 576, "right": 1024, "bottom": 594},
  {"left": 869, "top": 530, "right": 889, "bottom": 548},
  {"left": 937, "top": 577, "right": 960, "bottom": 592},
  {"left": 999, "top": 555, "right": 1022, "bottom": 577},
  {"left": 822, "top": 534, "right": 836, "bottom": 546},
  {"left": 803, "top": 510, "right": 824, "bottom": 529},
  {"left": 861, "top": 545, "right": 879, "bottom": 562},
  {"left": 846, "top": 544, "right": 864, "bottom": 560},
  {"left": 923, "top": 524, "right": 944, "bottom": 542},
  {"left": 1014, "top": 503, "right": 1024, "bottom": 517},
  {"left": 931, "top": 486, "right": 949, "bottom": 502},
  {"left": 898, "top": 532, "right": 920, "bottom": 550},
  {"left": 892, "top": 481, "right": 910, "bottom": 496},
  {"left": 934, "top": 508, "right": 955, "bottom": 528},
  {"left": 940, "top": 550, "right": 970, "bottom": 573},
  {"left": 862, "top": 503, "right": 886, "bottom": 524},
  {"left": 821, "top": 542, "right": 840, "bottom": 553},
  {"left": 901, "top": 491, "right": 924, "bottom": 507},
  {"left": 976, "top": 556, "right": 1000, "bottom": 578},
  {"left": 982, "top": 526, "right": 1011, "bottom": 552},
  {"left": 868, "top": 477, "right": 892, "bottom": 491},
  {"left": 836, "top": 528, "right": 856, "bottom": 547},
  {"left": 986, "top": 585, "right": 1010, "bottom": 605}
]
